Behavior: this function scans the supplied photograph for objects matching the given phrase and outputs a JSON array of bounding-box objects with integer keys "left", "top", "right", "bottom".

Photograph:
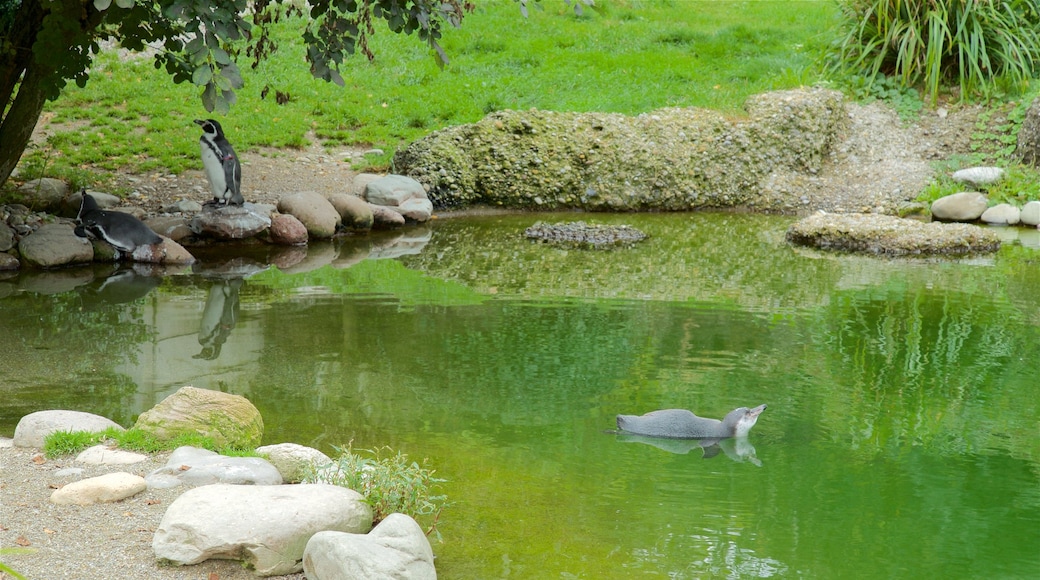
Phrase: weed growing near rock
[{"left": 305, "top": 445, "right": 448, "bottom": 535}]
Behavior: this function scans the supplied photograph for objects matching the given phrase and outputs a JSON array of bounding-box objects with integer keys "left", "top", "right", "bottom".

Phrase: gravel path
[{"left": 0, "top": 442, "right": 305, "bottom": 580}]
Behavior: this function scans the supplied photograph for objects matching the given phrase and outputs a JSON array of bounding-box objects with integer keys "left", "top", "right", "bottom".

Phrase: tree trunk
[
  {"left": 0, "top": 0, "right": 46, "bottom": 189},
  {"left": 0, "top": 62, "right": 49, "bottom": 188}
]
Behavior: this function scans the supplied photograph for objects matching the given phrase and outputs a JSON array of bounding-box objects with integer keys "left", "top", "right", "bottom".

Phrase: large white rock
[
  {"left": 76, "top": 444, "right": 148, "bottom": 465},
  {"left": 1021, "top": 200, "right": 1040, "bottom": 226},
  {"left": 930, "top": 191, "right": 988, "bottom": 222},
  {"left": 364, "top": 174, "right": 427, "bottom": 207},
  {"left": 133, "top": 386, "right": 263, "bottom": 449},
  {"left": 303, "top": 513, "right": 436, "bottom": 580},
  {"left": 256, "top": 443, "right": 331, "bottom": 484},
  {"left": 50, "top": 472, "right": 147, "bottom": 505},
  {"left": 153, "top": 483, "right": 372, "bottom": 576},
  {"left": 980, "top": 203, "right": 1021, "bottom": 225},
  {"left": 951, "top": 166, "right": 1005, "bottom": 186},
  {"left": 13, "top": 410, "right": 124, "bottom": 448},
  {"left": 145, "top": 446, "right": 283, "bottom": 489},
  {"left": 395, "top": 197, "right": 434, "bottom": 222}
]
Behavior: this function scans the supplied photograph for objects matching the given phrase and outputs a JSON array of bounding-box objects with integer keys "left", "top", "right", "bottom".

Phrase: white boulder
[
  {"left": 256, "top": 443, "right": 331, "bottom": 483},
  {"left": 930, "top": 192, "right": 988, "bottom": 222},
  {"left": 50, "top": 472, "right": 147, "bottom": 505},
  {"left": 76, "top": 444, "right": 148, "bottom": 466},
  {"left": 153, "top": 483, "right": 372, "bottom": 576},
  {"left": 303, "top": 513, "right": 436, "bottom": 580},
  {"left": 13, "top": 410, "right": 124, "bottom": 448},
  {"left": 1021, "top": 200, "right": 1040, "bottom": 226},
  {"left": 980, "top": 203, "right": 1021, "bottom": 225},
  {"left": 951, "top": 166, "right": 1005, "bottom": 186},
  {"left": 145, "top": 446, "right": 283, "bottom": 489}
]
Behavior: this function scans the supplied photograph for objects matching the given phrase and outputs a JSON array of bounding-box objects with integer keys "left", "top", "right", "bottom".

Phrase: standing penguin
[{"left": 194, "top": 118, "right": 244, "bottom": 206}]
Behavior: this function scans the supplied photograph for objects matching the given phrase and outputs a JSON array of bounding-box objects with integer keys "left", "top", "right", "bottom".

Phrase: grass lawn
[{"left": 16, "top": 0, "right": 838, "bottom": 189}]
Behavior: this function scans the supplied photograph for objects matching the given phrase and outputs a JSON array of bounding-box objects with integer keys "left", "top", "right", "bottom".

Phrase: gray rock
[
  {"left": 328, "top": 193, "right": 374, "bottom": 230},
  {"left": 364, "top": 174, "right": 427, "bottom": 207},
  {"left": 268, "top": 213, "right": 309, "bottom": 245},
  {"left": 133, "top": 385, "right": 264, "bottom": 449},
  {"left": 369, "top": 204, "right": 406, "bottom": 227},
  {"left": 396, "top": 197, "right": 434, "bottom": 222},
  {"left": 303, "top": 513, "right": 436, "bottom": 580},
  {"left": 786, "top": 212, "right": 1001, "bottom": 255},
  {"left": 188, "top": 202, "right": 271, "bottom": 240},
  {"left": 256, "top": 442, "right": 331, "bottom": 483},
  {"left": 951, "top": 166, "right": 1005, "bottom": 186},
  {"left": 277, "top": 192, "right": 341, "bottom": 239},
  {"left": 0, "top": 222, "right": 15, "bottom": 251},
  {"left": 930, "top": 192, "right": 988, "bottom": 222},
  {"left": 66, "top": 190, "right": 120, "bottom": 213},
  {"left": 1017, "top": 96, "right": 1040, "bottom": 166},
  {"left": 1021, "top": 201, "right": 1040, "bottom": 226},
  {"left": 75, "top": 445, "right": 148, "bottom": 466},
  {"left": 162, "top": 199, "right": 204, "bottom": 214},
  {"left": 145, "top": 446, "right": 283, "bottom": 488},
  {"left": 0, "top": 252, "right": 19, "bottom": 270},
  {"left": 50, "top": 472, "right": 147, "bottom": 505},
  {"left": 18, "top": 178, "right": 69, "bottom": 211},
  {"left": 525, "top": 221, "right": 647, "bottom": 246},
  {"left": 130, "top": 236, "right": 196, "bottom": 265},
  {"left": 13, "top": 410, "right": 124, "bottom": 448},
  {"left": 18, "top": 223, "right": 93, "bottom": 268},
  {"left": 153, "top": 483, "right": 372, "bottom": 576},
  {"left": 350, "top": 173, "right": 383, "bottom": 197},
  {"left": 144, "top": 216, "right": 193, "bottom": 242},
  {"left": 980, "top": 203, "right": 1021, "bottom": 225}
]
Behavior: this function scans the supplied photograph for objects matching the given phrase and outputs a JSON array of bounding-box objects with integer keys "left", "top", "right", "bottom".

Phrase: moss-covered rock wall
[{"left": 394, "top": 88, "right": 847, "bottom": 211}]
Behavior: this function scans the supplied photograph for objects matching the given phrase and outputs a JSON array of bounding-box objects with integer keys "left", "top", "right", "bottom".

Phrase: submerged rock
[
  {"left": 525, "top": 221, "right": 647, "bottom": 247},
  {"left": 786, "top": 212, "right": 1000, "bottom": 255}
]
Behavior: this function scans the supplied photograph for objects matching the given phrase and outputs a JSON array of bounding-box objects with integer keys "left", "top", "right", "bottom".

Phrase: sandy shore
[{"left": 0, "top": 441, "right": 305, "bottom": 580}]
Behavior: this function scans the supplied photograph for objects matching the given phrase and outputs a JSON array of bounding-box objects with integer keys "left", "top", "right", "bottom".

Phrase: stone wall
[{"left": 394, "top": 88, "right": 847, "bottom": 210}]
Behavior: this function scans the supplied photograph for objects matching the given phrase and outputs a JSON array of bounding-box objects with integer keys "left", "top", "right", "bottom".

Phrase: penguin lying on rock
[
  {"left": 74, "top": 191, "right": 162, "bottom": 255},
  {"left": 195, "top": 118, "right": 244, "bottom": 207}
]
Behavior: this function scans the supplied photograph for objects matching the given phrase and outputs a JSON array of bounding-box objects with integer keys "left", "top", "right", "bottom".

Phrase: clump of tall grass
[
  {"left": 305, "top": 444, "right": 448, "bottom": 536},
  {"left": 832, "top": 0, "right": 1040, "bottom": 103}
]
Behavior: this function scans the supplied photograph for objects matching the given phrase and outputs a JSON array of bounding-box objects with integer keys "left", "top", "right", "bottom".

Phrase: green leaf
[
  {"left": 201, "top": 82, "right": 217, "bottom": 112},
  {"left": 192, "top": 65, "right": 212, "bottom": 86}
]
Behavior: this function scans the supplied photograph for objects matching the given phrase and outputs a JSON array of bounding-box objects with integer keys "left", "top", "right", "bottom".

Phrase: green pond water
[{"left": 1, "top": 213, "right": 1038, "bottom": 578}]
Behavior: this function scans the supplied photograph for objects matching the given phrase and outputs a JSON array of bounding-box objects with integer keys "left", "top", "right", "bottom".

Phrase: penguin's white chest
[{"left": 200, "top": 141, "right": 227, "bottom": 198}]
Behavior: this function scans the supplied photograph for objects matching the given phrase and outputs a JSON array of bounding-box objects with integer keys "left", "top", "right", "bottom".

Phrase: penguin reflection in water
[
  {"left": 195, "top": 118, "right": 244, "bottom": 207},
  {"left": 74, "top": 191, "right": 162, "bottom": 257}
]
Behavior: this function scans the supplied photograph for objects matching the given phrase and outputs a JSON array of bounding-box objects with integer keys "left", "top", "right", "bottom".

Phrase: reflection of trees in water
[
  {"left": 0, "top": 284, "right": 156, "bottom": 428},
  {"left": 813, "top": 285, "right": 1038, "bottom": 459}
]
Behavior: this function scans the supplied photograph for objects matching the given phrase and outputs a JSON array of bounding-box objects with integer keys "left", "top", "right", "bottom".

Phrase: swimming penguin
[
  {"left": 74, "top": 191, "right": 162, "bottom": 254},
  {"left": 616, "top": 404, "right": 767, "bottom": 439},
  {"left": 195, "top": 118, "right": 244, "bottom": 206}
]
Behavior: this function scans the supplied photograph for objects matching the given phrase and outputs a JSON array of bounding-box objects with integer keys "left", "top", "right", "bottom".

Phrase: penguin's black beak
[{"left": 193, "top": 119, "right": 205, "bottom": 127}]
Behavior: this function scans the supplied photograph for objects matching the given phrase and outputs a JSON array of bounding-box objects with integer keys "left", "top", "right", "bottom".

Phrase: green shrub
[
  {"left": 305, "top": 445, "right": 448, "bottom": 534},
  {"left": 832, "top": 0, "right": 1040, "bottom": 103}
]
